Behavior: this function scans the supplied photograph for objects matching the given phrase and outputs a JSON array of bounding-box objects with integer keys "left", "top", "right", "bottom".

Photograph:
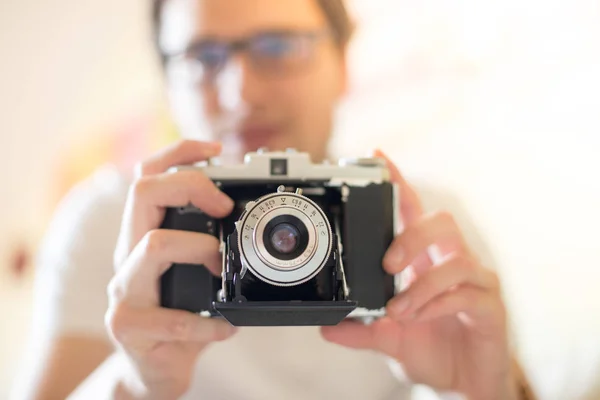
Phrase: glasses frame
[{"left": 163, "top": 29, "right": 333, "bottom": 85}]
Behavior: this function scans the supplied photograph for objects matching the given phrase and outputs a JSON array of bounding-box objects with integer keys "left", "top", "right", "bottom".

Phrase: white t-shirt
[{"left": 31, "top": 164, "right": 497, "bottom": 400}]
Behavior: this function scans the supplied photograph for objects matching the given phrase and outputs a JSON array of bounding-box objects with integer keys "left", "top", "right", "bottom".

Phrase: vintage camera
[{"left": 160, "top": 149, "right": 399, "bottom": 326}]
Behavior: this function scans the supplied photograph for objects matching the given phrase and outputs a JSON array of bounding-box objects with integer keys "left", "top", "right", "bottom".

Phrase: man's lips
[{"left": 240, "top": 125, "right": 279, "bottom": 138}]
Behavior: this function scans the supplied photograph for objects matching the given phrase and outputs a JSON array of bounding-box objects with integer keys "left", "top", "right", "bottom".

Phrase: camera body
[{"left": 160, "top": 149, "right": 399, "bottom": 326}]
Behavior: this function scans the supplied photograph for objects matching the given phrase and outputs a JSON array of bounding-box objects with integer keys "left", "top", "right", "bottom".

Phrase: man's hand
[
  {"left": 321, "top": 150, "right": 518, "bottom": 400},
  {"left": 105, "top": 140, "right": 238, "bottom": 399}
]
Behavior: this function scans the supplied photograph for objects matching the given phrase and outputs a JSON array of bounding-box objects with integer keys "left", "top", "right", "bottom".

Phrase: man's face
[{"left": 160, "top": 0, "right": 348, "bottom": 162}]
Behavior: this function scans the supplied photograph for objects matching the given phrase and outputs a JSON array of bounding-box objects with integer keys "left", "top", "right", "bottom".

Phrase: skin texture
[
  {"left": 321, "top": 149, "right": 518, "bottom": 400},
  {"left": 162, "top": 0, "right": 347, "bottom": 162},
  {"left": 106, "top": 140, "right": 517, "bottom": 400},
  {"left": 106, "top": 141, "right": 239, "bottom": 399},
  {"left": 17, "top": 1, "right": 521, "bottom": 399},
  {"left": 14, "top": 336, "right": 113, "bottom": 400}
]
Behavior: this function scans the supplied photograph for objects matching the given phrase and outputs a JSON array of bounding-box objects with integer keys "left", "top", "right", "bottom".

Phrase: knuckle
[
  {"left": 178, "top": 170, "right": 201, "bottom": 190},
  {"left": 434, "top": 210, "right": 456, "bottom": 225},
  {"left": 106, "top": 276, "right": 125, "bottom": 303},
  {"left": 447, "top": 253, "right": 472, "bottom": 270},
  {"left": 488, "top": 270, "right": 501, "bottom": 289},
  {"left": 131, "top": 176, "right": 151, "bottom": 199},
  {"left": 182, "top": 170, "right": 211, "bottom": 192},
  {"left": 167, "top": 314, "right": 191, "bottom": 341},
  {"left": 141, "top": 229, "right": 168, "bottom": 257},
  {"left": 105, "top": 304, "right": 129, "bottom": 343}
]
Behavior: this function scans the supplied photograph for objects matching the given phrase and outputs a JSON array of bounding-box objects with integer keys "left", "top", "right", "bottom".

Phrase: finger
[
  {"left": 106, "top": 304, "right": 237, "bottom": 345},
  {"left": 374, "top": 149, "right": 423, "bottom": 225},
  {"left": 121, "top": 170, "right": 234, "bottom": 257},
  {"left": 321, "top": 320, "right": 374, "bottom": 349},
  {"left": 387, "top": 254, "right": 499, "bottom": 319},
  {"left": 135, "top": 140, "right": 222, "bottom": 178},
  {"left": 383, "top": 211, "right": 468, "bottom": 275},
  {"left": 320, "top": 318, "right": 405, "bottom": 358},
  {"left": 134, "top": 169, "right": 234, "bottom": 219},
  {"left": 411, "top": 250, "right": 434, "bottom": 276},
  {"left": 110, "top": 229, "right": 222, "bottom": 307},
  {"left": 412, "top": 287, "right": 503, "bottom": 329},
  {"left": 396, "top": 252, "right": 432, "bottom": 293}
]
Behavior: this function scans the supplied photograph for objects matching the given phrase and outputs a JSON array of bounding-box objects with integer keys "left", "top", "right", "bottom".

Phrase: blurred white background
[{"left": 1, "top": 0, "right": 599, "bottom": 399}]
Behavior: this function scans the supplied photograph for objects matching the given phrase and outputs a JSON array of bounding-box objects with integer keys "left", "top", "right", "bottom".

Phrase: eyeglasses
[{"left": 165, "top": 29, "right": 331, "bottom": 85}]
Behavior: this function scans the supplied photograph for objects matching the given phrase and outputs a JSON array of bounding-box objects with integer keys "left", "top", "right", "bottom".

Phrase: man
[{"left": 12, "top": 0, "right": 534, "bottom": 399}]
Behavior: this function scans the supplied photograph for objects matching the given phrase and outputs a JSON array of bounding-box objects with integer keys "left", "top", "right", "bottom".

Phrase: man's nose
[{"left": 214, "top": 55, "right": 266, "bottom": 113}]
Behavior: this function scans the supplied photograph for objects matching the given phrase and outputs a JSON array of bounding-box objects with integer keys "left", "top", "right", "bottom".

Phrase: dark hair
[{"left": 151, "top": 0, "right": 354, "bottom": 59}]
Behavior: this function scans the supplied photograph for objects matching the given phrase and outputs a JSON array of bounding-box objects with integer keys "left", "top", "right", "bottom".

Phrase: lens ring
[{"left": 237, "top": 192, "right": 332, "bottom": 286}]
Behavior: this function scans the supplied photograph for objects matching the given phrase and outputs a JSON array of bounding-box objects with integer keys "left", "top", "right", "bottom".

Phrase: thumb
[{"left": 320, "top": 318, "right": 405, "bottom": 359}]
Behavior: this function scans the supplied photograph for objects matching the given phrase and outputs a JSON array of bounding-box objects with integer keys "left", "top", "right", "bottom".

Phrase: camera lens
[
  {"left": 270, "top": 223, "right": 299, "bottom": 254},
  {"left": 237, "top": 191, "right": 333, "bottom": 286},
  {"left": 262, "top": 215, "right": 310, "bottom": 261}
]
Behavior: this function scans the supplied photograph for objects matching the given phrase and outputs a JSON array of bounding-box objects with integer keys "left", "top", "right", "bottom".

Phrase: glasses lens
[
  {"left": 250, "top": 32, "right": 313, "bottom": 72},
  {"left": 170, "top": 31, "right": 323, "bottom": 84},
  {"left": 186, "top": 42, "right": 229, "bottom": 79}
]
